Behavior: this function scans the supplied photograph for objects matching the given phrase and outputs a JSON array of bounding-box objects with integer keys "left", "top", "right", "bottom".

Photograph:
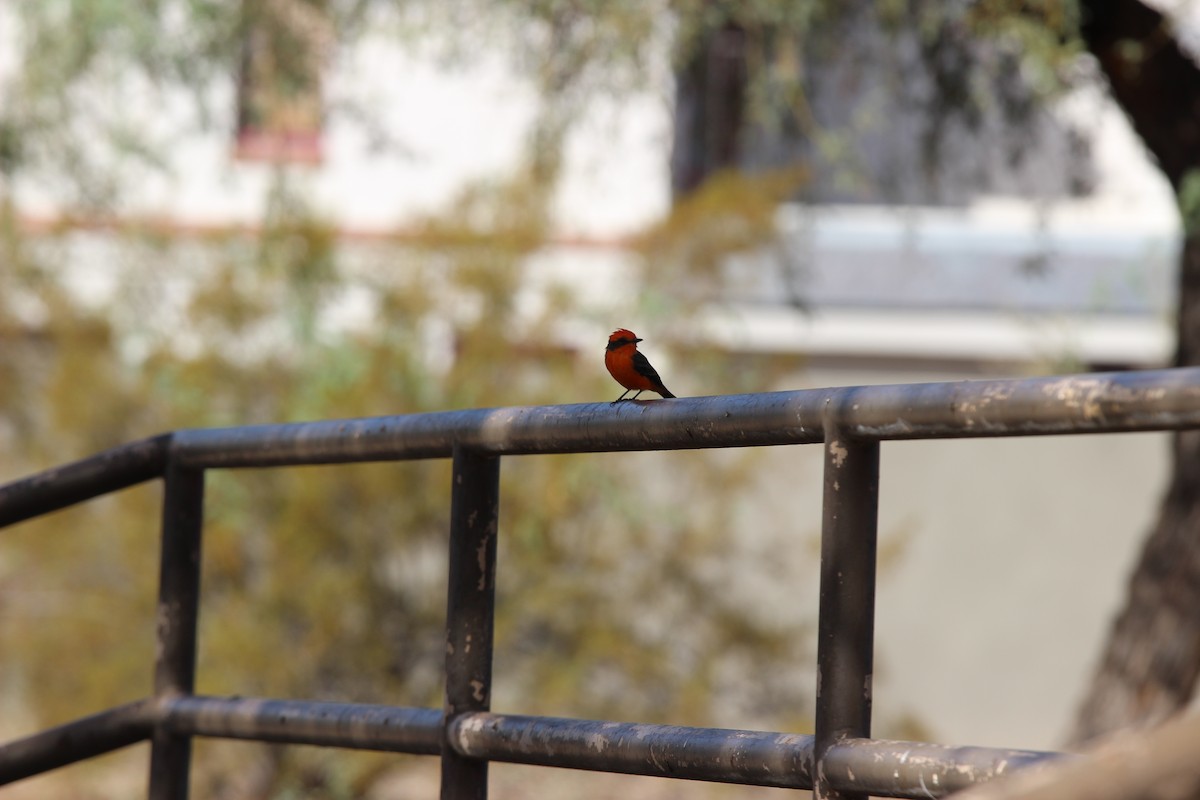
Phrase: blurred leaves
[
  {"left": 0, "top": 173, "right": 810, "bottom": 797},
  {"left": 1178, "top": 169, "right": 1200, "bottom": 236},
  {"left": 639, "top": 166, "right": 808, "bottom": 286}
]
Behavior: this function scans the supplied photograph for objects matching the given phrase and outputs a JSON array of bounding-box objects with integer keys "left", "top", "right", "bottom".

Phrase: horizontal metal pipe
[
  {"left": 6, "top": 368, "right": 1200, "bottom": 517},
  {"left": 168, "top": 367, "right": 1200, "bottom": 468},
  {"left": 167, "top": 392, "right": 822, "bottom": 468},
  {"left": 0, "top": 433, "right": 170, "bottom": 529},
  {"left": 0, "top": 699, "right": 156, "bottom": 785},
  {"left": 833, "top": 368, "right": 1200, "bottom": 440},
  {"left": 449, "top": 712, "right": 816, "bottom": 788},
  {"left": 0, "top": 697, "right": 1065, "bottom": 798},
  {"left": 450, "top": 715, "right": 1066, "bottom": 798},
  {"left": 822, "top": 737, "right": 1066, "bottom": 798},
  {"left": 158, "top": 695, "right": 443, "bottom": 755}
]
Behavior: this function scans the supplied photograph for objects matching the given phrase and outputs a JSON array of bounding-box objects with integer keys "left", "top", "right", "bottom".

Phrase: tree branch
[
  {"left": 954, "top": 712, "right": 1200, "bottom": 800},
  {"left": 1080, "top": 0, "right": 1200, "bottom": 189}
]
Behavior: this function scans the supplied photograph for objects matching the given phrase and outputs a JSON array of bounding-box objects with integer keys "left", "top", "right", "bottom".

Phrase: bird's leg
[
  {"left": 630, "top": 390, "right": 644, "bottom": 401},
  {"left": 611, "top": 389, "right": 633, "bottom": 405}
]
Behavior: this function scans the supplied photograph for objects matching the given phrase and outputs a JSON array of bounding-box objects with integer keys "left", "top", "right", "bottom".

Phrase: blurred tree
[
  {"left": 1, "top": 178, "right": 810, "bottom": 797},
  {"left": 1067, "top": 0, "right": 1200, "bottom": 744}
]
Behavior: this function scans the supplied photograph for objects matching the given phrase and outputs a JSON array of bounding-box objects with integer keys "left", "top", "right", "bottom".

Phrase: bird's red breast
[{"left": 605, "top": 329, "right": 674, "bottom": 396}]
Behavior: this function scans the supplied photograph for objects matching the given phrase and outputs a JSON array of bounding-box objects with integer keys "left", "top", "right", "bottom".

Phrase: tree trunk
[
  {"left": 1071, "top": 0, "right": 1200, "bottom": 743},
  {"left": 1071, "top": 236, "right": 1200, "bottom": 742}
]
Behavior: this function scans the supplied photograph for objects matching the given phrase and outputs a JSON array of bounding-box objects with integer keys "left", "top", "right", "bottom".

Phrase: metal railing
[{"left": 3, "top": 367, "right": 1200, "bottom": 799}]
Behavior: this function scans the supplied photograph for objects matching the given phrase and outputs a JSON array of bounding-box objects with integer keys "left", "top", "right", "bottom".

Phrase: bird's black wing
[
  {"left": 632, "top": 350, "right": 674, "bottom": 397},
  {"left": 631, "top": 350, "right": 664, "bottom": 385}
]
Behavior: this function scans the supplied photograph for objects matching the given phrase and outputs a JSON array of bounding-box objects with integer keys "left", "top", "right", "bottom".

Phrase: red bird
[{"left": 605, "top": 328, "right": 676, "bottom": 403}]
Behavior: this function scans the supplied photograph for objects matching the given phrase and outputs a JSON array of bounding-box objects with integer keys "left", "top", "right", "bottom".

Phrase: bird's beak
[{"left": 634, "top": 337, "right": 643, "bottom": 343}]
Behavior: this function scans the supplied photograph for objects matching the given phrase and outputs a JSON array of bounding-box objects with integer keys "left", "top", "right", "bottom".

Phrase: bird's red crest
[{"left": 609, "top": 328, "right": 638, "bottom": 343}]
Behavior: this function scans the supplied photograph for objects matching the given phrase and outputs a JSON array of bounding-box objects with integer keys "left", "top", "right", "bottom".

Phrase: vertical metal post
[
  {"left": 814, "top": 426, "right": 879, "bottom": 800},
  {"left": 148, "top": 462, "right": 205, "bottom": 800},
  {"left": 441, "top": 446, "right": 501, "bottom": 800}
]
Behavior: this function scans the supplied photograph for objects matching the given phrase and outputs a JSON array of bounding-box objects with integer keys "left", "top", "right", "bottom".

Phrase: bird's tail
[{"left": 659, "top": 387, "right": 676, "bottom": 399}]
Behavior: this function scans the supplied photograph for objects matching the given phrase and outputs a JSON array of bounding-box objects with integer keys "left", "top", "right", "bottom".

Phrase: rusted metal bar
[
  {"left": 441, "top": 446, "right": 501, "bottom": 800},
  {"left": 0, "top": 699, "right": 155, "bottom": 785},
  {"left": 148, "top": 463, "right": 205, "bottom": 800},
  {"left": 163, "top": 368, "right": 1200, "bottom": 468},
  {"left": 448, "top": 714, "right": 1064, "bottom": 798},
  {"left": 0, "top": 694, "right": 1060, "bottom": 798},
  {"left": 0, "top": 433, "right": 170, "bottom": 528},
  {"left": 0, "top": 695, "right": 1060, "bottom": 798},
  {"left": 4, "top": 370, "right": 1200, "bottom": 514},
  {"left": 166, "top": 394, "right": 820, "bottom": 467},
  {"left": 822, "top": 738, "right": 1064, "bottom": 798},
  {"left": 157, "top": 696, "right": 442, "bottom": 754},
  {"left": 449, "top": 712, "right": 815, "bottom": 788},
  {"left": 814, "top": 424, "right": 880, "bottom": 800}
]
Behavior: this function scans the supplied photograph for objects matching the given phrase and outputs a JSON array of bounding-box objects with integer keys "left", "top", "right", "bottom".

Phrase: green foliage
[
  {"left": 0, "top": 173, "right": 808, "bottom": 797},
  {"left": 639, "top": 167, "right": 808, "bottom": 280},
  {"left": 1178, "top": 169, "right": 1200, "bottom": 236}
]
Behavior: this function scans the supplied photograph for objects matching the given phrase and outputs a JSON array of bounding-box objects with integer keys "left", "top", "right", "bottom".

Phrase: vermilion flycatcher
[{"left": 605, "top": 328, "right": 676, "bottom": 403}]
